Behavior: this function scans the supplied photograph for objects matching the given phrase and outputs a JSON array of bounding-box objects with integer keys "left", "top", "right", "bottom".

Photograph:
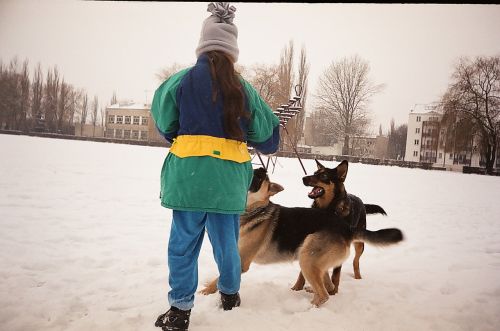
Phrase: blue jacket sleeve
[{"left": 241, "top": 79, "right": 280, "bottom": 154}]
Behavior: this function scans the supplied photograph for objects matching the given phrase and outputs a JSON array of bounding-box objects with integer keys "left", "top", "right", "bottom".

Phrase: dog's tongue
[{"left": 308, "top": 187, "right": 324, "bottom": 199}]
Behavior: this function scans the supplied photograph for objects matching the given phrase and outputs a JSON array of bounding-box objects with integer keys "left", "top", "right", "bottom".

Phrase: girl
[{"left": 151, "top": 3, "right": 280, "bottom": 330}]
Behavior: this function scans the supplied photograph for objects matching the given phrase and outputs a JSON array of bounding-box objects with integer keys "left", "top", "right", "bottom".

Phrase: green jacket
[{"left": 150, "top": 55, "right": 280, "bottom": 214}]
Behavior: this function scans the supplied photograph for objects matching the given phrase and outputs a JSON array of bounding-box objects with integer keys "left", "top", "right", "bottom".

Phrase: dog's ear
[
  {"left": 315, "top": 159, "right": 325, "bottom": 170},
  {"left": 269, "top": 182, "right": 284, "bottom": 196},
  {"left": 336, "top": 160, "right": 348, "bottom": 182}
]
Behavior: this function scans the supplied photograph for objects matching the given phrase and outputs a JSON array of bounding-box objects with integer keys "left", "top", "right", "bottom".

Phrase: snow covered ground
[{"left": 1, "top": 134, "right": 500, "bottom": 331}]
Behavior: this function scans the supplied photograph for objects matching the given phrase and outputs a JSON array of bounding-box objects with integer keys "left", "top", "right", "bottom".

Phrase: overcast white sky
[{"left": 1, "top": 1, "right": 499, "bottom": 133}]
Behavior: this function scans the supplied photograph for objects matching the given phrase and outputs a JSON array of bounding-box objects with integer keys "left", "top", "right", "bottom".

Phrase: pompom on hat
[{"left": 195, "top": 2, "right": 239, "bottom": 62}]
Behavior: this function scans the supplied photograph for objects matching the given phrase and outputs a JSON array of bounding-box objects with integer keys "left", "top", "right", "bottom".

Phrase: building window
[
  {"left": 413, "top": 151, "right": 418, "bottom": 157},
  {"left": 414, "top": 139, "right": 419, "bottom": 145},
  {"left": 133, "top": 116, "right": 140, "bottom": 125},
  {"left": 115, "top": 129, "right": 123, "bottom": 138},
  {"left": 124, "top": 129, "right": 131, "bottom": 139},
  {"left": 141, "top": 117, "right": 148, "bottom": 126},
  {"left": 449, "top": 153, "right": 453, "bottom": 159},
  {"left": 416, "top": 116, "right": 421, "bottom": 122},
  {"left": 140, "top": 131, "right": 148, "bottom": 140},
  {"left": 125, "top": 116, "right": 131, "bottom": 124},
  {"left": 132, "top": 130, "right": 139, "bottom": 139},
  {"left": 416, "top": 128, "right": 420, "bottom": 134},
  {"left": 106, "top": 128, "right": 114, "bottom": 137},
  {"left": 438, "top": 153, "right": 442, "bottom": 159},
  {"left": 108, "top": 115, "right": 115, "bottom": 124},
  {"left": 116, "top": 116, "right": 123, "bottom": 124}
]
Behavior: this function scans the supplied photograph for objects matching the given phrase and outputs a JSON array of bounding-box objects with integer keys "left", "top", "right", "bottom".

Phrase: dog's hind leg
[
  {"left": 331, "top": 266, "right": 341, "bottom": 295},
  {"left": 301, "top": 265, "right": 329, "bottom": 307},
  {"left": 304, "top": 271, "right": 331, "bottom": 294},
  {"left": 353, "top": 242, "right": 364, "bottom": 279},
  {"left": 299, "top": 235, "right": 331, "bottom": 307},
  {"left": 291, "top": 271, "right": 306, "bottom": 291},
  {"left": 323, "top": 272, "right": 335, "bottom": 295}
]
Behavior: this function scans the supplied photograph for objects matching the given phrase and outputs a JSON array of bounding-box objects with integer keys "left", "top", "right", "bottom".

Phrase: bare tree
[
  {"left": 80, "top": 93, "right": 88, "bottom": 126},
  {"left": 314, "top": 55, "right": 384, "bottom": 155},
  {"left": 309, "top": 110, "right": 336, "bottom": 146},
  {"left": 0, "top": 60, "right": 6, "bottom": 129},
  {"left": 31, "top": 63, "right": 43, "bottom": 129},
  {"left": 110, "top": 91, "right": 117, "bottom": 106},
  {"left": 68, "top": 88, "right": 81, "bottom": 129},
  {"left": 287, "top": 45, "right": 309, "bottom": 147},
  {"left": 56, "top": 79, "right": 70, "bottom": 133},
  {"left": 3, "top": 57, "right": 21, "bottom": 130},
  {"left": 276, "top": 41, "right": 295, "bottom": 151},
  {"left": 91, "top": 95, "right": 98, "bottom": 137},
  {"left": 156, "top": 62, "right": 186, "bottom": 82},
  {"left": 439, "top": 56, "right": 500, "bottom": 173},
  {"left": 387, "top": 118, "right": 407, "bottom": 160},
  {"left": 42, "top": 66, "right": 60, "bottom": 132},
  {"left": 19, "top": 59, "right": 31, "bottom": 132},
  {"left": 246, "top": 63, "right": 280, "bottom": 108}
]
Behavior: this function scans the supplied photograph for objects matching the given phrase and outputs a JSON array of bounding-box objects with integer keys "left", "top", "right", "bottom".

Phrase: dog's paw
[
  {"left": 304, "top": 285, "right": 315, "bottom": 294},
  {"left": 311, "top": 295, "right": 329, "bottom": 307},
  {"left": 199, "top": 287, "right": 217, "bottom": 295},
  {"left": 291, "top": 284, "right": 304, "bottom": 291}
]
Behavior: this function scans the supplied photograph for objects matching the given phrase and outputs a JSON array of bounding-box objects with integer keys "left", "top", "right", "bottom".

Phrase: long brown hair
[{"left": 207, "top": 50, "right": 249, "bottom": 141}]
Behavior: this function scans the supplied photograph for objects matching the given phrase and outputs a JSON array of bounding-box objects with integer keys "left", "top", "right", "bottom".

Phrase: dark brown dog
[{"left": 292, "top": 159, "right": 387, "bottom": 295}]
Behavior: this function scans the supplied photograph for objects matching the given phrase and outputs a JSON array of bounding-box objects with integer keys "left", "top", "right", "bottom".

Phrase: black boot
[
  {"left": 220, "top": 291, "right": 241, "bottom": 311},
  {"left": 155, "top": 306, "right": 191, "bottom": 331}
]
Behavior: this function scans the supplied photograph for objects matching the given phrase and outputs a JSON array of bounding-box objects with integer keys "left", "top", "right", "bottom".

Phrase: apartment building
[
  {"left": 404, "top": 104, "right": 487, "bottom": 169},
  {"left": 405, "top": 106, "right": 443, "bottom": 163},
  {"left": 105, "top": 102, "right": 165, "bottom": 144}
]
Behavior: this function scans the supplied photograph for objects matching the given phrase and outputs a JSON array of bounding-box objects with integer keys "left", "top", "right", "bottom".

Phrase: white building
[
  {"left": 405, "top": 105, "right": 442, "bottom": 163},
  {"left": 404, "top": 104, "right": 482, "bottom": 170}
]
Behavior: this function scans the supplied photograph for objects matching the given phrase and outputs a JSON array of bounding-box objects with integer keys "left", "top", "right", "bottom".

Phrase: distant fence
[
  {"left": 0, "top": 129, "right": 170, "bottom": 148},
  {"left": 3, "top": 130, "right": 498, "bottom": 175},
  {"left": 463, "top": 166, "right": 500, "bottom": 176},
  {"left": 275, "top": 151, "right": 446, "bottom": 172}
]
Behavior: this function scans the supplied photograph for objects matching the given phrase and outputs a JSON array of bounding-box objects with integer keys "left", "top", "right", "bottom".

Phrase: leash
[{"left": 282, "top": 125, "right": 307, "bottom": 175}]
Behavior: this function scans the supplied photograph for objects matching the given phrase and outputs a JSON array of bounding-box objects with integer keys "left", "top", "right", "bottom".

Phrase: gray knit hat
[{"left": 195, "top": 2, "right": 239, "bottom": 62}]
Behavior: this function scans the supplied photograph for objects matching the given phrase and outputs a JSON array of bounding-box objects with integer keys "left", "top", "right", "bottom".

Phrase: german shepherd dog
[
  {"left": 292, "top": 159, "right": 386, "bottom": 295},
  {"left": 200, "top": 168, "right": 403, "bottom": 307}
]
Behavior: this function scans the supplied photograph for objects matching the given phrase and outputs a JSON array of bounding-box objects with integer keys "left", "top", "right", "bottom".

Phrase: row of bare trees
[
  {"left": 438, "top": 56, "right": 499, "bottom": 174},
  {"left": 0, "top": 56, "right": 103, "bottom": 134}
]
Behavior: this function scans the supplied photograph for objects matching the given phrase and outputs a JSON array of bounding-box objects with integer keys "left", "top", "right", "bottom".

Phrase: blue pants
[{"left": 167, "top": 210, "right": 241, "bottom": 310}]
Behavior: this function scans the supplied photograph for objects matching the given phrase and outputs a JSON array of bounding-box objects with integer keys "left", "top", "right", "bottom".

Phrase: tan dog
[
  {"left": 293, "top": 159, "right": 388, "bottom": 294},
  {"left": 200, "top": 168, "right": 403, "bottom": 307}
]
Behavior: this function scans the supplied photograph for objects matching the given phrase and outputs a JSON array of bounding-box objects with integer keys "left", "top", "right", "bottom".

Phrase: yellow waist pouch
[{"left": 169, "top": 135, "right": 251, "bottom": 163}]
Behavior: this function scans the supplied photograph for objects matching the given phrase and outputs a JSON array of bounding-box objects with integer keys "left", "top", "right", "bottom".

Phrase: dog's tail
[
  {"left": 364, "top": 204, "right": 387, "bottom": 216},
  {"left": 353, "top": 228, "right": 403, "bottom": 246}
]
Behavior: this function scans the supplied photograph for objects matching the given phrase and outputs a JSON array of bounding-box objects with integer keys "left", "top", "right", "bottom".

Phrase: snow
[{"left": 1, "top": 134, "right": 500, "bottom": 331}]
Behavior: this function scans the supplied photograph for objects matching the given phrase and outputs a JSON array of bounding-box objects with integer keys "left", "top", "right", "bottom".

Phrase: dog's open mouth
[{"left": 308, "top": 186, "right": 325, "bottom": 199}]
